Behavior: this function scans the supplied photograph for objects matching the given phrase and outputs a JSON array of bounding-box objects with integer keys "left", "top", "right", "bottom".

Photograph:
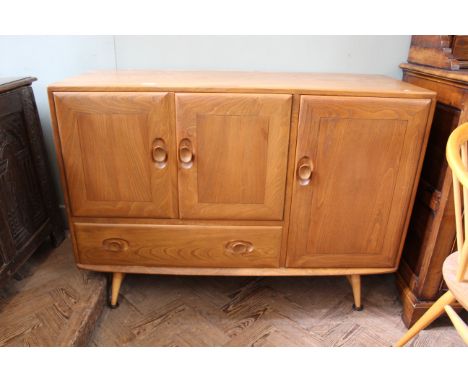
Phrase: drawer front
[{"left": 74, "top": 223, "right": 282, "bottom": 268}]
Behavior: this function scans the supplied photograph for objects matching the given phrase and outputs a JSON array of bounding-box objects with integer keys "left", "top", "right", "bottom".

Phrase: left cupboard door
[{"left": 54, "top": 92, "right": 178, "bottom": 218}]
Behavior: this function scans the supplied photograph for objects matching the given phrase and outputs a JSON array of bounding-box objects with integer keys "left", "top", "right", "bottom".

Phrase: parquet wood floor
[
  {"left": 1, "top": 239, "right": 465, "bottom": 346},
  {"left": 90, "top": 261, "right": 466, "bottom": 347},
  {"left": 0, "top": 239, "right": 106, "bottom": 346}
]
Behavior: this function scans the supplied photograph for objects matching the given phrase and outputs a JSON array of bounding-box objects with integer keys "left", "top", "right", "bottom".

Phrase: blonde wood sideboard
[{"left": 48, "top": 71, "right": 436, "bottom": 308}]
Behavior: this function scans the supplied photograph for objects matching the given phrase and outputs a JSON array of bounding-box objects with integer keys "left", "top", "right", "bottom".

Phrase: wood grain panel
[
  {"left": 54, "top": 92, "right": 178, "bottom": 218},
  {"left": 197, "top": 114, "right": 268, "bottom": 204},
  {"left": 287, "top": 96, "right": 431, "bottom": 268},
  {"left": 76, "top": 113, "right": 152, "bottom": 202},
  {"left": 176, "top": 93, "right": 292, "bottom": 220},
  {"left": 306, "top": 117, "right": 407, "bottom": 255},
  {"left": 74, "top": 222, "right": 282, "bottom": 268}
]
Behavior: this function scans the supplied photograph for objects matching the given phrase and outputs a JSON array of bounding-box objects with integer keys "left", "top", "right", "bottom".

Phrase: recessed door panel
[
  {"left": 287, "top": 96, "right": 430, "bottom": 268},
  {"left": 54, "top": 92, "right": 177, "bottom": 218},
  {"left": 176, "top": 93, "right": 292, "bottom": 220}
]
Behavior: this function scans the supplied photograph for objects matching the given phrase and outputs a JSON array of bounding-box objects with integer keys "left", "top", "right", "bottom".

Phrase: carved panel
[
  {"left": 0, "top": 111, "right": 47, "bottom": 250},
  {"left": 20, "top": 87, "right": 56, "bottom": 217},
  {"left": 0, "top": 81, "right": 64, "bottom": 286}
]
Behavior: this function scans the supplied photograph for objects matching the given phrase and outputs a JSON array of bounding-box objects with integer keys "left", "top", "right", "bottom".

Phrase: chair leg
[
  {"left": 346, "top": 275, "right": 363, "bottom": 311},
  {"left": 395, "top": 290, "right": 456, "bottom": 347},
  {"left": 444, "top": 305, "right": 468, "bottom": 345},
  {"left": 110, "top": 272, "right": 125, "bottom": 308}
]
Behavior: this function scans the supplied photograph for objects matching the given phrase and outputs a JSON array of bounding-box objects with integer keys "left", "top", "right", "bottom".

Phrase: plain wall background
[{"left": 0, "top": 35, "right": 411, "bottom": 211}]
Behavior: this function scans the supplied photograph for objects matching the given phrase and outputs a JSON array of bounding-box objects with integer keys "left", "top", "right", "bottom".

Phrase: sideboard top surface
[{"left": 48, "top": 71, "right": 435, "bottom": 98}]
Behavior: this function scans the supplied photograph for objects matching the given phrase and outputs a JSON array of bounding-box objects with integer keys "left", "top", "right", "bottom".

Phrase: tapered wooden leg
[
  {"left": 346, "top": 275, "right": 362, "bottom": 311},
  {"left": 395, "top": 290, "right": 456, "bottom": 347},
  {"left": 110, "top": 272, "right": 125, "bottom": 308},
  {"left": 445, "top": 305, "right": 468, "bottom": 345}
]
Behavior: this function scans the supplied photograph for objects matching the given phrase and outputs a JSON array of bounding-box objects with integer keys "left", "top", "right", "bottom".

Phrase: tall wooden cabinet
[
  {"left": 0, "top": 77, "right": 64, "bottom": 286},
  {"left": 48, "top": 71, "right": 435, "bottom": 307},
  {"left": 397, "top": 63, "right": 468, "bottom": 327}
]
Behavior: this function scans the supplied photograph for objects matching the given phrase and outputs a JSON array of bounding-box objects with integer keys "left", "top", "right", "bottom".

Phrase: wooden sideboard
[
  {"left": 47, "top": 71, "right": 435, "bottom": 307},
  {"left": 0, "top": 77, "right": 64, "bottom": 286},
  {"left": 397, "top": 63, "right": 468, "bottom": 327}
]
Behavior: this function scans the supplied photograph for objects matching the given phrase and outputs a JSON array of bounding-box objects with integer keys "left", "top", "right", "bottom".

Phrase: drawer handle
[
  {"left": 297, "top": 156, "right": 314, "bottom": 186},
  {"left": 179, "top": 138, "right": 194, "bottom": 168},
  {"left": 152, "top": 138, "right": 168, "bottom": 168},
  {"left": 102, "top": 238, "right": 129, "bottom": 252},
  {"left": 225, "top": 240, "right": 254, "bottom": 255}
]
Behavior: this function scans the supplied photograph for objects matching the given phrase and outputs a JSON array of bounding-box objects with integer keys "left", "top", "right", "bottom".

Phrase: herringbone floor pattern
[
  {"left": 0, "top": 240, "right": 105, "bottom": 346},
  {"left": 91, "top": 267, "right": 466, "bottom": 347}
]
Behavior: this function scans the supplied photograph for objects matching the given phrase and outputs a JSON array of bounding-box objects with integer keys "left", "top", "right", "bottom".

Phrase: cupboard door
[
  {"left": 54, "top": 92, "right": 177, "bottom": 218},
  {"left": 176, "top": 93, "right": 292, "bottom": 220},
  {"left": 287, "top": 96, "right": 431, "bottom": 268}
]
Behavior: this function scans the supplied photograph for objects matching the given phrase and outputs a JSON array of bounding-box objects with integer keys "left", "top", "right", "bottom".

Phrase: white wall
[
  {"left": 0, "top": 35, "right": 411, "bottom": 207},
  {"left": 115, "top": 35, "right": 410, "bottom": 77}
]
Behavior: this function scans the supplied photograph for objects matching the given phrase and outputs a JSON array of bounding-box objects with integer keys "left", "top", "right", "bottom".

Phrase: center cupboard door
[
  {"left": 287, "top": 96, "right": 431, "bottom": 268},
  {"left": 176, "top": 93, "right": 292, "bottom": 220},
  {"left": 54, "top": 92, "right": 177, "bottom": 218}
]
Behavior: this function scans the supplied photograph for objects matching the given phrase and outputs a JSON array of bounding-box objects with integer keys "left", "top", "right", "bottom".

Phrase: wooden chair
[{"left": 396, "top": 122, "right": 468, "bottom": 346}]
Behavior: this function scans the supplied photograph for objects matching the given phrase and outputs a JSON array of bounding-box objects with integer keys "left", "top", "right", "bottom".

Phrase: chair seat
[{"left": 443, "top": 251, "right": 468, "bottom": 310}]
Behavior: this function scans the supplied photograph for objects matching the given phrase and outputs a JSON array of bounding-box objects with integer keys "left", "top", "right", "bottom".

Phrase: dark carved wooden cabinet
[
  {"left": 0, "top": 77, "right": 64, "bottom": 285},
  {"left": 397, "top": 64, "right": 468, "bottom": 327}
]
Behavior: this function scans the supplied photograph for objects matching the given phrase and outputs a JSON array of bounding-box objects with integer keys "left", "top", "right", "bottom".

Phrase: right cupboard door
[{"left": 287, "top": 96, "right": 431, "bottom": 268}]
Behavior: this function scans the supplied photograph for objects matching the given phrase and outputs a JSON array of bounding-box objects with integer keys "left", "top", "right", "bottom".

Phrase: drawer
[{"left": 74, "top": 223, "right": 282, "bottom": 268}]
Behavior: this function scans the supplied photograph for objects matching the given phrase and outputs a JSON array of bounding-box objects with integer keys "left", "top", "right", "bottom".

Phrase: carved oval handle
[
  {"left": 152, "top": 138, "right": 168, "bottom": 168},
  {"left": 102, "top": 238, "right": 129, "bottom": 252},
  {"left": 297, "top": 156, "right": 314, "bottom": 186},
  {"left": 225, "top": 240, "right": 254, "bottom": 255},
  {"left": 179, "top": 138, "right": 194, "bottom": 168}
]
